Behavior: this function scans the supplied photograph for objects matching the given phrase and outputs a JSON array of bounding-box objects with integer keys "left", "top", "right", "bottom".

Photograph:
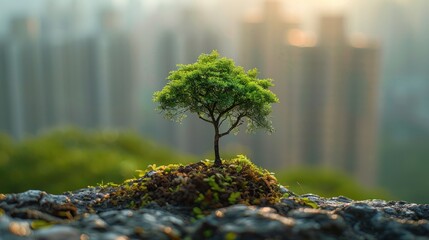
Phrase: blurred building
[
  {"left": 40, "top": 1, "right": 89, "bottom": 128},
  {"left": 90, "top": 7, "right": 139, "bottom": 129},
  {"left": 240, "top": 0, "right": 294, "bottom": 167},
  {"left": 240, "top": 0, "right": 380, "bottom": 186},
  {"left": 179, "top": 8, "right": 220, "bottom": 155},
  {"left": 0, "top": 0, "right": 380, "bottom": 186},
  {"left": 0, "top": 17, "right": 44, "bottom": 139},
  {"left": 0, "top": 2, "right": 140, "bottom": 139},
  {"left": 143, "top": 5, "right": 221, "bottom": 155}
]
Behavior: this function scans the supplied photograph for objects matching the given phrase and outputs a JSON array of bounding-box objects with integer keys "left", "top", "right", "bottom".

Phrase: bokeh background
[{"left": 0, "top": 0, "right": 428, "bottom": 203}]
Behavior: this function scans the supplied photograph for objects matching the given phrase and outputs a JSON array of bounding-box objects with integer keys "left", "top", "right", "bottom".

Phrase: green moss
[
  {"left": 228, "top": 192, "right": 241, "bottom": 204},
  {"left": 192, "top": 207, "right": 205, "bottom": 220},
  {"left": 291, "top": 197, "right": 319, "bottom": 209},
  {"left": 224, "top": 232, "right": 238, "bottom": 240},
  {"left": 30, "top": 220, "right": 55, "bottom": 230},
  {"left": 203, "top": 229, "right": 213, "bottom": 238},
  {"left": 97, "top": 155, "right": 282, "bottom": 212}
]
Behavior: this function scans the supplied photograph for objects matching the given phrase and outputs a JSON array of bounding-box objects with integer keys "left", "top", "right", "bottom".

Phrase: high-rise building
[
  {"left": 239, "top": 0, "right": 293, "bottom": 167},
  {"left": 285, "top": 30, "right": 321, "bottom": 167},
  {"left": 89, "top": 7, "right": 138, "bottom": 129},
  {"left": 0, "top": 17, "right": 45, "bottom": 139},
  {"left": 0, "top": 2, "right": 140, "bottom": 139},
  {"left": 39, "top": 0, "right": 93, "bottom": 128},
  {"left": 137, "top": 3, "right": 183, "bottom": 150},
  {"left": 39, "top": 38, "right": 67, "bottom": 127},
  {"left": 145, "top": 5, "right": 221, "bottom": 155},
  {"left": 240, "top": 1, "right": 380, "bottom": 186},
  {"left": 316, "top": 15, "right": 380, "bottom": 186},
  {"left": 179, "top": 7, "right": 220, "bottom": 156},
  {"left": 0, "top": 40, "right": 12, "bottom": 134}
]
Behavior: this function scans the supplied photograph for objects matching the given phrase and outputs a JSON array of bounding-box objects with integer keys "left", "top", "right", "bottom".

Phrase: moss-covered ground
[{"left": 96, "top": 155, "right": 283, "bottom": 212}]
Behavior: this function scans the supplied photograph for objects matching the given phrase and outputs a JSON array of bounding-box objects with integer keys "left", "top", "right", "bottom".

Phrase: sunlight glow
[
  {"left": 243, "top": 8, "right": 263, "bottom": 23},
  {"left": 287, "top": 29, "right": 316, "bottom": 47}
]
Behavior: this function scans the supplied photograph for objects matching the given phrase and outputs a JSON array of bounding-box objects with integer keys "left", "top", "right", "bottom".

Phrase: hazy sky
[{"left": 0, "top": 0, "right": 415, "bottom": 34}]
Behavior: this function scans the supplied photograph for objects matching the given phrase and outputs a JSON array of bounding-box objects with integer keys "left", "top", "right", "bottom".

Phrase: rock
[
  {"left": 0, "top": 190, "right": 77, "bottom": 221},
  {"left": 287, "top": 208, "right": 350, "bottom": 239},
  {"left": 0, "top": 214, "right": 12, "bottom": 230},
  {"left": 81, "top": 214, "right": 108, "bottom": 230},
  {"left": 8, "top": 221, "right": 31, "bottom": 237},
  {"left": 32, "top": 226, "right": 81, "bottom": 240},
  {"left": 333, "top": 196, "right": 353, "bottom": 203},
  {"left": 189, "top": 205, "right": 354, "bottom": 240},
  {"left": 95, "top": 232, "right": 129, "bottom": 240},
  {"left": 0, "top": 215, "right": 24, "bottom": 240},
  {"left": 189, "top": 205, "right": 293, "bottom": 239},
  {"left": 2, "top": 187, "right": 429, "bottom": 239}
]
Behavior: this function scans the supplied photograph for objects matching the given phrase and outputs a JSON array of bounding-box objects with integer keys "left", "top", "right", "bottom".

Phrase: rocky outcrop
[{"left": 1, "top": 189, "right": 429, "bottom": 240}]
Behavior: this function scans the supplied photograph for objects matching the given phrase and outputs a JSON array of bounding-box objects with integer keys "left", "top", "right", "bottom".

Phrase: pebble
[
  {"left": 32, "top": 226, "right": 80, "bottom": 240},
  {"left": 8, "top": 221, "right": 31, "bottom": 237}
]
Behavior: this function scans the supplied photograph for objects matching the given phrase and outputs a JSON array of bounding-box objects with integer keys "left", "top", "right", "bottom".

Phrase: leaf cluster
[{"left": 153, "top": 50, "right": 279, "bottom": 133}]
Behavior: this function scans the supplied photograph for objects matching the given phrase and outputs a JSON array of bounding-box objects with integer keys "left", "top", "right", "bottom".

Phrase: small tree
[{"left": 153, "top": 50, "right": 278, "bottom": 166}]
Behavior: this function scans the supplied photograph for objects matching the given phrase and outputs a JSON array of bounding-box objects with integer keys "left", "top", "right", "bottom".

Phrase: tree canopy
[{"left": 153, "top": 50, "right": 278, "bottom": 165}]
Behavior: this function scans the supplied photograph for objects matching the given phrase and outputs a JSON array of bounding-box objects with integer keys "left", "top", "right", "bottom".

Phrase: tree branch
[
  {"left": 220, "top": 101, "right": 238, "bottom": 115},
  {"left": 198, "top": 115, "right": 213, "bottom": 124},
  {"left": 219, "top": 115, "right": 228, "bottom": 127},
  {"left": 190, "top": 94, "right": 211, "bottom": 112},
  {"left": 216, "top": 101, "right": 240, "bottom": 123},
  {"left": 219, "top": 114, "right": 245, "bottom": 137},
  {"left": 211, "top": 102, "right": 217, "bottom": 114},
  {"left": 163, "top": 107, "right": 189, "bottom": 119}
]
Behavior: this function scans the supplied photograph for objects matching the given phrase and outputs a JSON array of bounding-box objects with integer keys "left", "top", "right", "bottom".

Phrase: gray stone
[
  {"left": 96, "top": 232, "right": 129, "bottom": 240},
  {"left": 288, "top": 208, "right": 347, "bottom": 238},
  {"left": 81, "top": 214, "right": 108, "bottom": 230},
  {"left": 39, "top": 194, "right": 70, "bottom": 206},
  {"left": 109, "top": 225, "right": 134, "bottom": 236},
  {"left": 300, "top": 193, "right": 322, "bottom": 201},
  {"left": 17, "top": 190, "right": 46, "bottom": 203},
  {"left": 33, "top": 226, "right": 80, "bottom": 240},
  {"left": 331, "top": 196, "right": 353, "bottom": 203},
  {"left": 3, "top": 188, "right": 429, "bottom": 240},
  {"left": 0, "top": 215, "right": 12, "bottom": 230}
]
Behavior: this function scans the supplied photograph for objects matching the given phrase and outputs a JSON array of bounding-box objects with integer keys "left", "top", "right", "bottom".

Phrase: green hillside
[{"left": 0, "top": 128, "right": 195, "bottom": 194}]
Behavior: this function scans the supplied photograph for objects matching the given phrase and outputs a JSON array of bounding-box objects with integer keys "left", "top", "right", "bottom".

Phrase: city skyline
[
  {"left": 238, "top": 1, "right": 380, "bottom": 186},
  {"left": 0, "top": 0, "right": 428, "bottom": 202},
  {"left": 0, "top": 0, "right": 380, "bottom": 182}
]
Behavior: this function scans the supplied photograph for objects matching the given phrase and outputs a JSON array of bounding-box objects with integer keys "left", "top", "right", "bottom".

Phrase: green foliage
[
  {"left": 0, "top": 128, "right": 195, "bottom": 194},
  {"left": 276, "top": 167, "right": 389, "bottom": 200},
  {"left": 30, "top": 220, "right": 55, "bottom": 230},
  {"left": 225, "top": 232, "right": 238, "bottom": 240},
  {"left": 153, "top": 50, "right": 278, "bottom": 163},
  {"left": 228, "top": 192, "right": 241, "bottom": 204},
  {"left": 192, "top": 207, "right": 204, "bottom": 220},
  {"left": 293, "top": 197, "right": 319, "bottom": 209},
  {"left": 0, "top": 134, "right": 14, "bottom": 172},
  {"left": 97, "top": 155, "right": 283, "bottom": 211},
  {"left": 153, "top": 50, "right": 278, "bottom": 131}
]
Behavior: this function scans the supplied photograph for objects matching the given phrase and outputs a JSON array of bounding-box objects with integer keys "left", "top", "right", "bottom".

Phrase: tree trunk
[{"left": 214, "top": 133, "right": 221, "bottom": 166}]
